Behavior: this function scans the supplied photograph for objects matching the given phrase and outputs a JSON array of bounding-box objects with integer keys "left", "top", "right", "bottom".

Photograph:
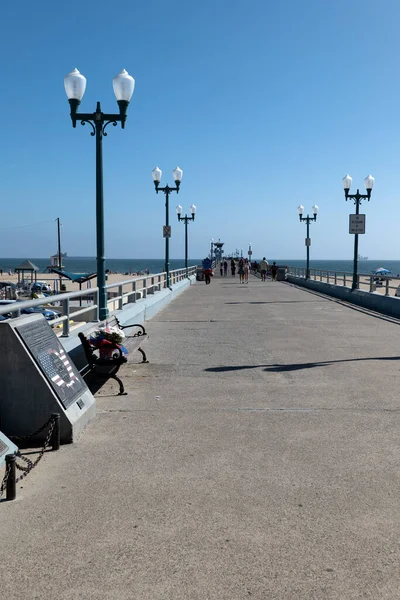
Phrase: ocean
[
  {"left": 1, "top": 257, "right": 400, "bottom": 276},
  {"left": 0, "top": 257, "right": 200, "bottom": 275}
]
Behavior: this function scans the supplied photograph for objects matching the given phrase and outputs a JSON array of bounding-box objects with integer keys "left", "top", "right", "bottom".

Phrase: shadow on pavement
[
  {"left": 225, "top": 300, "right": 326, "bottom": 304},
  {"left": 205, "top": 355, "right": 400, "bottom": 373}
]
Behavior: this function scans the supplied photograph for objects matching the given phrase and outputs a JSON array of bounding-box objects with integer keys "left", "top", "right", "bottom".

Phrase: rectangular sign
[
  {"left": 16, "top": 319, "right": 86, "bottom": 410},
  {"left": 305, "top": 238, "right": 311, "bottom": 246},
  {"left": 163, "top": 225, "right": 171, "bottom": 238},
  {"left": 349, "top": 214, "right": 366, "bottom": 234},
  {"left": 0, "top": 431, "right": 18, "bottom": 466}
]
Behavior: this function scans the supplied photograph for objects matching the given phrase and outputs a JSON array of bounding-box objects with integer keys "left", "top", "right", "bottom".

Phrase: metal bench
[{"left": 78, "top": 315, "right": 148, "bottom": 395}]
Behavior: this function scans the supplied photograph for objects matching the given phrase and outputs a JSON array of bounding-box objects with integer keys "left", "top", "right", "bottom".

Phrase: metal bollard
[
  {"left": 51, "top": 413, "right": 61, "bottom": 451},
  {"left": 118, "top": 285, "right": 123, "bottom": 310},
  {"left": 62, "top": 298, "right": 70, "bottom": 337},
  {"left": 5, "top": 454, "right": 16, "bottom": 501},
  {"left": 385, "top": 279, "right": 390, "bottom": 296}
]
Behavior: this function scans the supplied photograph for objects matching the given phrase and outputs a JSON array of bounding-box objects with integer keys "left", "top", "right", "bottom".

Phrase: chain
[
  {"left": 9, "top": 416, "right": 54, "bottom": 442},
  {"left": 14, "top": 419, "right": 56, "bottom": 483},
  {"left": 0, "top": 462, "right": 11, "bottom": 498}
]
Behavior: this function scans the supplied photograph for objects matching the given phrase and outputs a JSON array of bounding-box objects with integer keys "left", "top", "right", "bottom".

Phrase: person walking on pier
[
  {"left": 260, "top": 257, "right": 269, "bottom": 282},
  {"left": 223, "top": 260, "right": 228, "bottom": 276},
  {"left": 271, "top": 261, "right": 278, "bottom": 281},
  {"left": 238, "top": 258, "right": 245, "bottom": 283},
  {"left": 244, "top": 258, "right": 250, "bottom": 283},
  {"left": 231, "top": 259, "right": 236, "bottom": 277},
  {"left": 220, "top": 263, "right": 223, "bottom": 276}
]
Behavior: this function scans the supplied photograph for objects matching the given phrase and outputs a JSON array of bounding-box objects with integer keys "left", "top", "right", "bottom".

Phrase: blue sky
[{"left": 1, "top": 0, "right": 399, "bottom": 260}]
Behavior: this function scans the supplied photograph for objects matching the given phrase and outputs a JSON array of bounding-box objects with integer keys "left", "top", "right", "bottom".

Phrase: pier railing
[
  {"left": 287, "top": 267, "right": 400, "bottom": 298},
  {"left": 0, "top": 266, "right": 196, "bottom": 336}
]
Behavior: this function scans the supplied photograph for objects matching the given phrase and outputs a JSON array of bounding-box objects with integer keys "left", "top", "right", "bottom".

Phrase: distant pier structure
[{"left": 214, "top": 240, "right": 224, "bottom": 263}]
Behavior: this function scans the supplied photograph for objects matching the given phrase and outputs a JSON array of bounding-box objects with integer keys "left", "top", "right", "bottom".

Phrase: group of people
[
  {"left": 257, "top": 258, "right": 278, "bottom": 281},
  {"left": 203, "top": 256, "right": 278, "bottom": 285},
  {"left": 218, "top": 258, "right": 250, "bottom": 283}
]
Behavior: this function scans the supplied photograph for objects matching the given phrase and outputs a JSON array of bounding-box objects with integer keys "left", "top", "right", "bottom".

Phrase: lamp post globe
[
  {"left": 65, "top": 67, "right": 134, "bottom": 320},
  {"left": 177, "top": 204, "right": 197, "bottom": 278},
  {"left": 343, "top": 174, "right": 375, "bottom": 291},
  {"left": 298, "top": 205, "right": 319, "bottom": 279},
  {"left": 152, "top": 166, "right": 183, "bottom": 288}
]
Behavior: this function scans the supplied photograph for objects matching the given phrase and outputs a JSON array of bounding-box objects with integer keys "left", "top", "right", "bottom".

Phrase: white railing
[
  {"left": 0, "top": 266, "right": 197, "bottom": 336},
  {"left": 287, "top": 267, "right": 400, "bottom": 298}
]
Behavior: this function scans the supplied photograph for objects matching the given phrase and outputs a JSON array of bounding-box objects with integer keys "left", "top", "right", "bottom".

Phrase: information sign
[
  {"left": 16, "top": 320, "right": 86, "bottom": 410},
  {"left": 349, "top": 214, "right": 366, "bottom": 234},
  {"left": 163, "top": 226, "right": 171, "bottom": 238}
]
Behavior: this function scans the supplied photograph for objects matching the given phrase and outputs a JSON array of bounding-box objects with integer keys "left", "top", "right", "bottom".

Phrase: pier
[{"left": 1, "top": 274, "right": 400, "bottom": 598}]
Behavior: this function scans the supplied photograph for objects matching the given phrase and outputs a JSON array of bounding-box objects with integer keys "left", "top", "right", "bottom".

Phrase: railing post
[
  {"left": 327, "top": 271, "right": 329, "bottom": 284},
  {"left": 158, "top": 274, "right": 161, "bottom": 291},
  {"left": 369, "top": 276, "right": 373, "bottom": 292},
  {"left": 151, "top": 276, "right": 155, "bottom": 294},
  {"left": 385, "top": 278, "right": 390, "bottom": 296},
  {"left": 356, "top": 274, "right": 360, "bottom": 289},
  {"left": 118, "top": 285, "right": 123, "bottom": 310},
  {"left": 143, "top": 278, "right": 147, "bottom": 299},
  {"left": 94, "top": 290, "right": 99, "bottom": 321},
  {"left": 5, "top": 454, "right": 16, "bottom": 501},
  {"left": 343, "top": 273, "right": 346, "bottom": 287},
  {"left": 334, "top": 272, "right": 337, "bottom": 285},
  {"left": 62, "top": 297, "right": 70, "bottom": 336},
  {"left": 132, "top": 280, "right": 136, "bottom": 303}
]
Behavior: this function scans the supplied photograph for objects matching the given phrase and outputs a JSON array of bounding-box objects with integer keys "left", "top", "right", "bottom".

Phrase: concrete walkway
[{"left": 1, "top": 275, "right": 400, "bottom": 599}]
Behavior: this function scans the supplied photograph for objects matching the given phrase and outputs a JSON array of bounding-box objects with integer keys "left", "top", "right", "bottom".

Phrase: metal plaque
[
  {"left": 0, "top": 439, "right": 7, "bottom": 457},
  {"left": 16, "top": 319, "right": 86, "bottom": 410},
  {"left": 305, "top": 238, "right": 311, "bottom": 246},
  {"left": 163, "top": 225, "right": 171, "bottom": 238},
  {"left": 0, "top": 431, "right": 18, "bottom": 465},
  {"left": 349, "top": 214, "right": 366, "bottom": 234}
]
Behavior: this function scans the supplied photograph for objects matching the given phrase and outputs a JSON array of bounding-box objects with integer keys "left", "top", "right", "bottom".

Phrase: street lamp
[
  {"left": 210, "top": 238, "right": 214, "bottom": 262},
  {"left": 297, "top": 204, "right": 319, "bottom": 279},
  {"left": 176, "top": 204, "right": 196, "bottom": 278},
  {"left": 152, "top": 166, "right": 183, "bottom": 288},
  {"left": 342, "top": 174, "right": 375, "bottom": 291},
  {"left": 64, "top": 68, "right": 135, "bottom": 320}
]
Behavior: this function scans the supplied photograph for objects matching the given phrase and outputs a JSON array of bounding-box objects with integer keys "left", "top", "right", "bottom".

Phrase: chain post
[
  {"left": 51, "top": 413, "right": 61, "bottom": 451},
  {"left": 132, "top": 280, "right": 136, "bottom": 303},
  {"left": 62, "top": 297, "right": 70, "bottom": 337},
  {"left": 5, "top": 454, "right": 16, "bottom": 501}
]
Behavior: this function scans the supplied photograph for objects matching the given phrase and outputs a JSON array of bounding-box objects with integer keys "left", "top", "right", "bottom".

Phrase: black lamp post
[
  {"left": 342, "top": 174, "right": 375, "bottom": 291},
  {"left": 297, "top": 204, "right": 319, "bottom": 279},
  {"left": 152, "top": 166, "right": 183, "bottom": 289},
  {"left": 176, "top": 204, "right": 196, "bottom": 278},
  {"left": 64, "top": 68, "right": 135, "bottom": 321}
]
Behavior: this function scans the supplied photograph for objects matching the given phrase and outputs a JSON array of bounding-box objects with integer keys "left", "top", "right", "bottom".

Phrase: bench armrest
[{"left": 116, "top": 320, "right": 146, "bottom": 337}]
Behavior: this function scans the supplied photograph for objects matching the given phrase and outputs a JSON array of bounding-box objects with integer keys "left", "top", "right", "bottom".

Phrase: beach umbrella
[{"left": 373, "top": 267, "right": 391, "bottom": 275}]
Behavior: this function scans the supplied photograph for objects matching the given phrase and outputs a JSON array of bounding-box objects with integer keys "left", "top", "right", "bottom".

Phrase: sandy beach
[{"left": 0, "top": 271, "right": 158, "bottom": 295}]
